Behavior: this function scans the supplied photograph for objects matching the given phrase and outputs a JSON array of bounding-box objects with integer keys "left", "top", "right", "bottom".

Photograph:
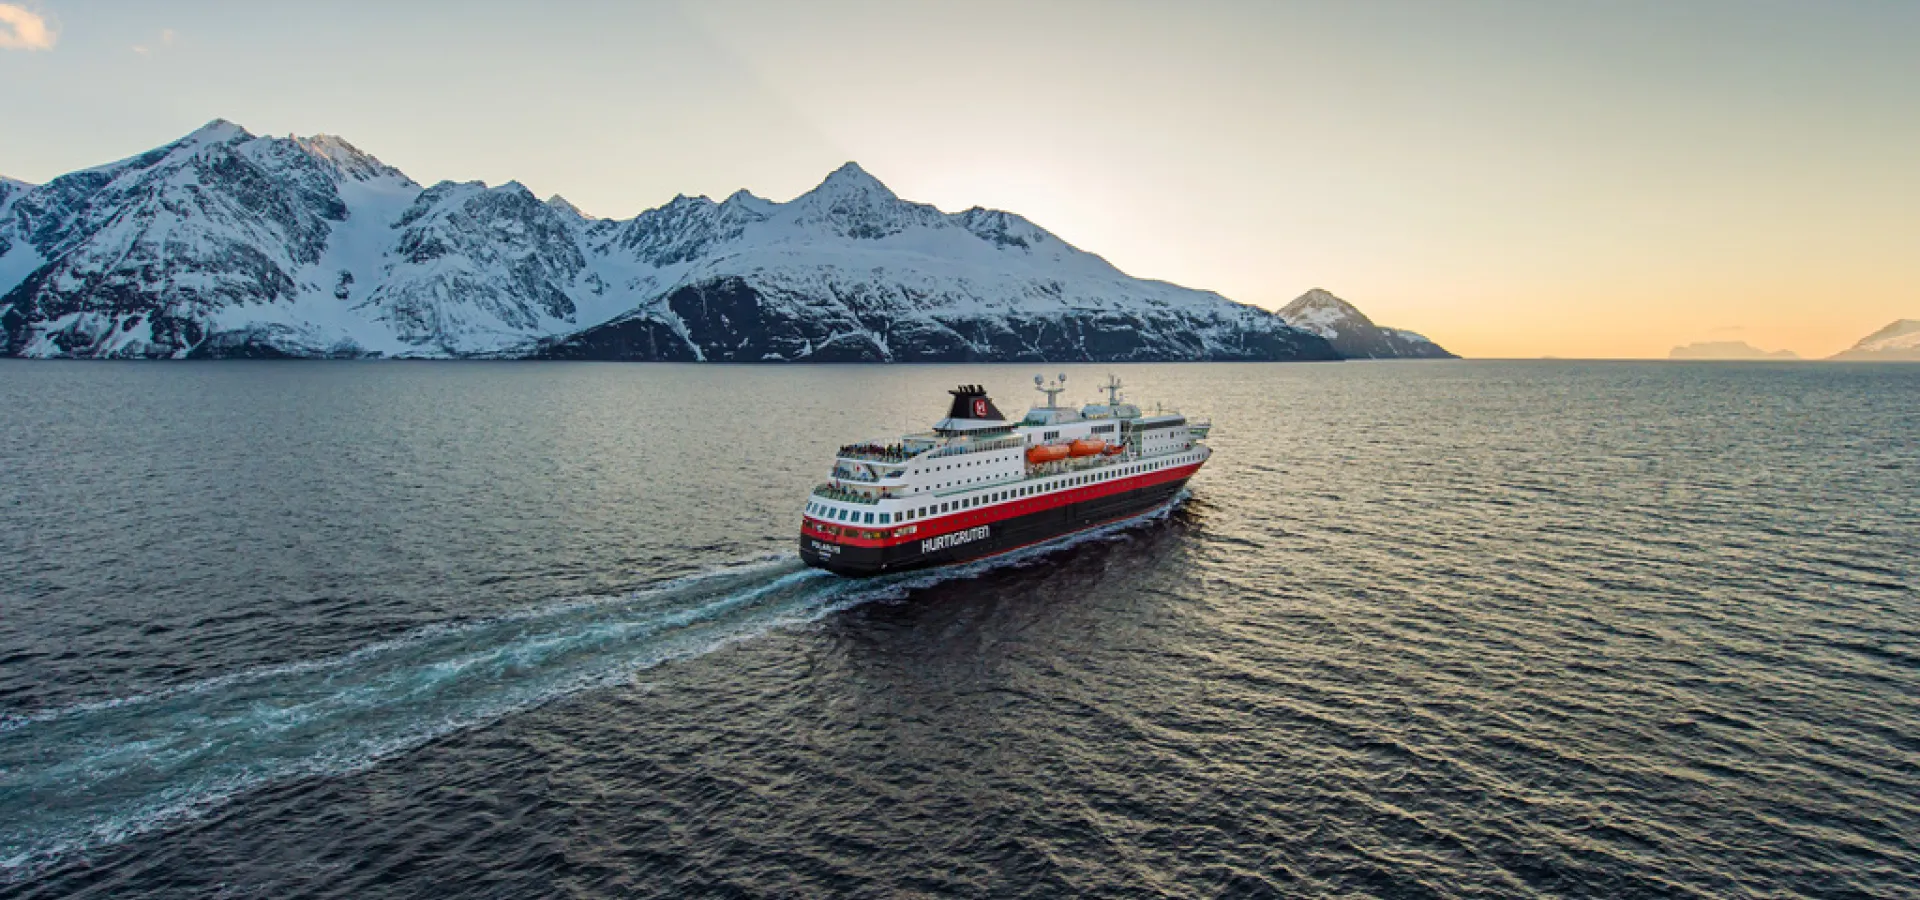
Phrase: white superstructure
[{"left": 803, "top": 375, "right": 1211, "bottom": 532}]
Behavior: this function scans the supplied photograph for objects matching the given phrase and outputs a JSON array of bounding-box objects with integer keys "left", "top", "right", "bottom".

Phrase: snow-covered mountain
[
  {"left": 1276, "top": 289, "right": 1454, "bottom": 359},
  {"left": 1829, "top": 319, "right": 1920, "bottom": 361},
  {"left": 0, "top": 120, "right": 1338, "bottom": 362}
]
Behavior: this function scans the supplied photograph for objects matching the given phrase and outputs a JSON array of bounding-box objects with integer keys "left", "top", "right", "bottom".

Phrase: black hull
[{"left": 800, "top": 476, "right": 1191, "bottom": 577}]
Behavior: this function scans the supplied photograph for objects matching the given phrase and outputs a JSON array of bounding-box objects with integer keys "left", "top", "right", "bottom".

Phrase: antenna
[
  {"left": 1034, "top": 373, "right": 1067, "bottom": 409},
  {"left": 1103, "top": 374, "right": 1124, "bottom": 406}
]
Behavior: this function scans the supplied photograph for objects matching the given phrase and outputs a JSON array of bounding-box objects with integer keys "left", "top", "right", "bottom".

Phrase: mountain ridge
[
  {"left": 1829, "top": 319, "right": 1920, "bottom": 361},
  {"left": 0, "top": 119, "right": 1343, "bottom": 362},
  {"left": 1276, "top": 288, "right": 1455, "bottom": 359}
]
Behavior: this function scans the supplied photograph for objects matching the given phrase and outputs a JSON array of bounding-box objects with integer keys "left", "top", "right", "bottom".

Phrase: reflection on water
[{"left": 1, "top": 360, "right": 1916, "bottom": 897}]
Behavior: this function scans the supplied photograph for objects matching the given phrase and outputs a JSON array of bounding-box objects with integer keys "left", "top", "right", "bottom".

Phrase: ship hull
[{"left": 800, "top": 471, "right": 1193, "bottom": 577}]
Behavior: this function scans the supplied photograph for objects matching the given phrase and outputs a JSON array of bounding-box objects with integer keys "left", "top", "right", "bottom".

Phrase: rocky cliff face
[
  {"left": 1277, "top": 289, "right": 1455, "bottom": 359},
  {"left": 0, "top": 121, "right": 1339, "bottom": 362}
]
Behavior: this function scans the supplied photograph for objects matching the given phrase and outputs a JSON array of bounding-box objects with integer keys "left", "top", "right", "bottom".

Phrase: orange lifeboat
[
  {"left": 1069, "top": 438, "right": 1106, "bottom": 458},
  {"left": 1101, "top": 443, "right": 1127, "bottom": 456},
  {"left": 1026, "top": 443, "right": 1070, "bottom": 464}
]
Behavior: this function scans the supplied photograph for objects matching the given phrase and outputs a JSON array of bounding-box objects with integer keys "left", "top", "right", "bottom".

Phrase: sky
[{"left": 1, "top": 0, "right": 1915, "bottom": 359}]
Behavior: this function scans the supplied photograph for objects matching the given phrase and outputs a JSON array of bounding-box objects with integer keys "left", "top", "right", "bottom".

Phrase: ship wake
[{"left": 0, "top": 495, "right": 1186, "bottom": 880}]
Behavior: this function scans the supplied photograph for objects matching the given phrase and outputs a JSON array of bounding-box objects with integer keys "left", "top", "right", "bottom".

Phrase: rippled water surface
[{"left": 2, "top": 360, "right": 1916, "bottom": 898}]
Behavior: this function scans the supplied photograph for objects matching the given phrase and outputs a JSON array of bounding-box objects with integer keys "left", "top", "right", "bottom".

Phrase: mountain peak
[
  {"left": 545, "top": 194, "right": 589, "bottom": 219},
  {"left": 1276, "top": 289, "right": 1455, "bottom": 359},
  {"left": 1831, "top": 318, "right": 1920, "bottom": 360},
  {"left": 1280, "top": 288, "right": 1375, "bottom": 328},
  {"left": 183, "top": 118, "right": 252, "bottom": 145},
  {"left": 1859, "top": 318, "right": 1920, "bottom": 342},
  {"left": 294, "top": 133, "right": 365, "bottom": 159},
  {"left": 807, "top": 161, "right": 896, "bottom": 200},
  {"left": 289, "top": 132, "right": 410, "bottom": 183}
]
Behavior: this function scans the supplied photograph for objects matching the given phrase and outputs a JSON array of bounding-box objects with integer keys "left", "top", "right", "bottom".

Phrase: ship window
[
  {"left": 941, "top": 502, "right": 950, "bottom": 513},
  {"left": 879, "top": 513, "right": 890, "bottom": 524},
  {"left": 863, "top": 512, "right": 874, "bottom": 524}
]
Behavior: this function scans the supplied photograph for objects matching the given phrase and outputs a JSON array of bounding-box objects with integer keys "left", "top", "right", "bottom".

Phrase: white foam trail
[
  {"left": 1, "top": 555, "right": 803, "bottom": 733},
  {"left": 0, "top": 499, "right": 1185, "bottom": 881}
]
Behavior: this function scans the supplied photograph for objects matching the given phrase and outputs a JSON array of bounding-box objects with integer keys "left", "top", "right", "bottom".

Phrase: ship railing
[
  {"left": 812, "top": 483, "right": 881, "bottom": 505},
  {"left": 1019, "top": 453, "right": 1136, "bottom": 480},
  {"left": 836, "top": 448, "right": 912, "bottom": 464},
  {"left": 925, "top": 436, "right": 1023, "bottom": 460}
]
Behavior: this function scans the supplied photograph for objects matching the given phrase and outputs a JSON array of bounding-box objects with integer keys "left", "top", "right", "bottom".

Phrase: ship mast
[
  {"left": 1102, "top": 374, "right": 1124, "bottom": 406},
  {"left": 1034, "top": 373, "right": 1068, "bottom": 409}
]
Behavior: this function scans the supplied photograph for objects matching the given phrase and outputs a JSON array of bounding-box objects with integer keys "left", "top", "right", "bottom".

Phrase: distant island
[
  {"left": 1829, "top": 320, "right": 1920, "bottom": 361},
  {"left": 1669, "top": 341, "right": 1799, "bottom": 360},
  {"left": 0, "top": 119, "right": 1405, "bottom": 363}
]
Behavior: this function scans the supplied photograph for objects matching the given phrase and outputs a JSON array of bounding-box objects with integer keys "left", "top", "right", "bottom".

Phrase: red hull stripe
[{"left": 803, "top": 460, "right": 1204, "bottom": 549}]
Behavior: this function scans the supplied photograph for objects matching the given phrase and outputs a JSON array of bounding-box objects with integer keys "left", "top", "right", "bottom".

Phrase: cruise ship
[{"left": 800, "top": 375, "right": 1211, "bottom": 576}]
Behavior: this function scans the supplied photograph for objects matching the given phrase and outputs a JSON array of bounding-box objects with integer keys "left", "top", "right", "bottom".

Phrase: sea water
[{"left": 1, "top": 360, "right": 1915, "bottom": 897}]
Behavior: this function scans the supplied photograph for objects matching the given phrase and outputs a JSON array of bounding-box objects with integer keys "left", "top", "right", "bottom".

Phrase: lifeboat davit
[
  {"left": 1069, "top": 438, "right": 1106, "bottom": 458},
  {"left": 1026, "top": 443, "right": 1070, "bottom": 464}
]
